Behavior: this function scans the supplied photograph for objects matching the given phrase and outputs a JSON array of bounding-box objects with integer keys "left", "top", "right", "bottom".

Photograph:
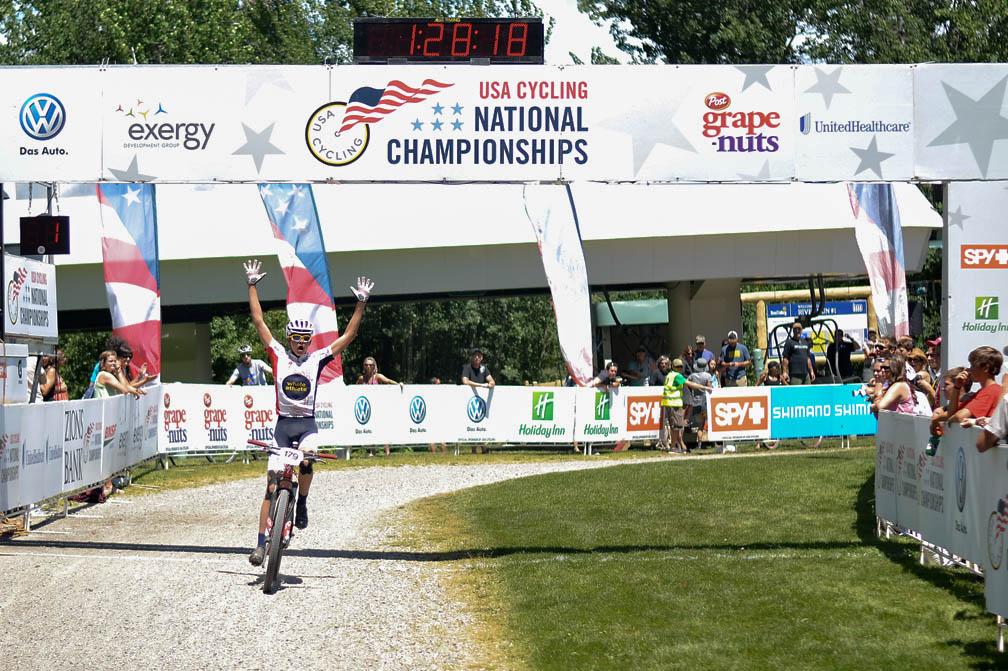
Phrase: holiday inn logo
[
  {"left": 976, "top": 296, "right": 999, "bottom": 320},
  {"left": 531, "top": 391, "right": 554, "bottom": 421},
  {"left": 594, "top": 391, "right": 610, "bottom": 421}
]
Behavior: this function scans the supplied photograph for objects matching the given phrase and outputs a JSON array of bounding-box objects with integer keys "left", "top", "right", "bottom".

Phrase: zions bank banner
[
  {"left": 0, "top": 387, "right": 160, "bottom": 513},
  {"left": 6, "top": 63, "right": 1008, "bottom": 182},
  {"left": 874, "top": 412, "right": 1008, "bottom": 620}
]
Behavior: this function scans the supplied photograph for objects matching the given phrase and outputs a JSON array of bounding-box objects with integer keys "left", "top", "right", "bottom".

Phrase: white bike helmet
[
  {"left": 286, "top": 319, "right": 314, "bottom": 337},
  {"left": 238, "top": 344, "right": 252, "bottom": 354}
]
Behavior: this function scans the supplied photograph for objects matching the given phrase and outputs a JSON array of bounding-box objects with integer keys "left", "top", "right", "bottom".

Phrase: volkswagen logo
[
  {"left": 20, "top": 93, "right": 66, "bottom": 141},
  {"left": 956, "top": 447, "right": 967, "bottom": 513},
  {"left": 467, "top": 396, "right": 487, "bottom": 423},
  {"left": 354, "top": 396, "right": 372, "bottom": 425},
  {"left": 409, "top": 396, "right": 427, "bottom": 424}
]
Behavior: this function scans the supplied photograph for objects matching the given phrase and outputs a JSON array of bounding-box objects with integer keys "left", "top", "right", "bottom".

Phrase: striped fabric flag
[
  {"left": 847, "top": 183, "right": 909, "bottom": 338},
  {"left": 523, "top": 183, "right": 595, "bottom": 386},
  {"left": 339, "top": 79, "right": 453, "bottom": 133},
  {"left": 257, "top": 184, "right": 343, "bottom": 384},
  {"left": 96, "top": 184, "right": 161, "bottom": 376}
]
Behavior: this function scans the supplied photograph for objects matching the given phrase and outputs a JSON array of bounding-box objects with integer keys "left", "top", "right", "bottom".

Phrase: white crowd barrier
[
  {"left": 159, "top": 383, "right": 665, "bottom": 452},
  {"left": 0, "top": 385, "right": 162, "bottom": 513},
  {"left": 875, "top": 412, "right": 1008, "bottom": 619}
]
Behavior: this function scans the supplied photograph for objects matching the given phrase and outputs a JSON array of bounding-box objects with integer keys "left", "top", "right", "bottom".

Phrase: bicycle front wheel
[{"left": 263, "top": 488, "right": 290, "bottom": 594}]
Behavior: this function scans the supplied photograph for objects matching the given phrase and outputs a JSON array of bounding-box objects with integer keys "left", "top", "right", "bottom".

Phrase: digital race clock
[{"left": 354, "top": 18, "right": 544, "bottom": 64}]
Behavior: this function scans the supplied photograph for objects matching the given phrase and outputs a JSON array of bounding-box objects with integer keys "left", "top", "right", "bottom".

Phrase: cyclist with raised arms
[{"left": 243, "top": 259, "right": 374, "bottom": 566}]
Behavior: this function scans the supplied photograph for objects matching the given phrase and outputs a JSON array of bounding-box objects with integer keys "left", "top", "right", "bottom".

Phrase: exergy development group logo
[{"left": 114, "top": 98, "right": 215, "bottom": 151}]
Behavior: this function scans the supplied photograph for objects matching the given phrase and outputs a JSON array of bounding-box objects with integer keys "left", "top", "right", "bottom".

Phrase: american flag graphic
[
  {"left": 96, "top": 184, "right": 161, "bottom": 377},
  {"left": 339, "top": 79, "right": 453, "bottom": 134},
  {"left": 9, "top": 268, "right": 27, "bottom": 303},
  {"left": 847, "top": 183, "right": 909, "bottom": 338},
  {"left": 257, "top": 184, "right": 343, "bottom": 384}
]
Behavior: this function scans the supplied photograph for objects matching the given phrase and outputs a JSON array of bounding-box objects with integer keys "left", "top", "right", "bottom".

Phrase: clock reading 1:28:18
[{"left": 354, "top": 18, "right": 545, "bottom": 64}]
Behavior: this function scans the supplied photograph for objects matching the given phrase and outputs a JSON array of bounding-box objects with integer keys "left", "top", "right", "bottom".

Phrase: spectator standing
[
  {"left": 357, "top": 356, "right": 401, "bottom": 456},
  {"left": 943, "top": 346, "right": 1004, "bottom": 425},
  {"left": 93, "top": 351, "right": 143, "bottom": 399},
  {"left": 461, "top": 348, "right": 495, "bottom": 389},
  {"left": 693, "top": 335, "right": 715, "bottom": 372},
  {"left": 116, "top": 344, "right": 155, "bottom": 388},
  {"left": 686, "top": 357, "right": 715, "bottom": 442},
  {"left": 826, "top": 328, "right": 857, "bottom": 381},
  {"left": 623, "top": 346, "right": 656, "bottom": 387},
  {"left": 977, "top": 394, "right": 1008, "bottom": 452},
  {"left": 38, "top": 349, "right": 69, "bottom": 401},
  {"left": 590, "top": 361, "right": 622, "bottom": 390},
  {"left": 462, "top": 348, "right": 495, "bottom": 454},
  {"left": 782, "top": 322, "right": 815, "bottom": 385},
  {"left": 908, "top": 348, "right": 938, "bottom": 408},
  {"left": 719, "top": 330, "right": 751, "bottom": 387},
  {"left": 757, "top": 360, "right": 784, "bottom": 386},
  {"left": 871, "top": 353, "right": 923, "bottom": 415},
  {"left": 226, "top": 344, "right": 273, "bottom": 386},
  {"left": 659, "top": 357, "right": 712, "bottom": 453},
  {"left": 926, "top": 337, "right": 942, "bottom": 383}
]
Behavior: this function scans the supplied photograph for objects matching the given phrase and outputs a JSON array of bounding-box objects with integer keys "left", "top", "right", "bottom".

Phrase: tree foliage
[{"left": 578, "top": 0, "right": 1008, "bottom": 65}]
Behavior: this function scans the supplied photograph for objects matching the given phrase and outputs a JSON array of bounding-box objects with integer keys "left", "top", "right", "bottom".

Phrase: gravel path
[{"left": 0, "top": 457, "right": 652, "bottom": 671}]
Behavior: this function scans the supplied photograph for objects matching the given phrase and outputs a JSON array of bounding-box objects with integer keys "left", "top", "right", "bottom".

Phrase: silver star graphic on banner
[
  {"left": 805, "top": 67, "right": 851, "bottom": 109},
  {"left": 107, "top": 155, "right": 155, "bottom": 182},
  {"left": 245, "top": 70, "right": 295, "bottom": 104},
  {"left": 736, "top": 65, "right": 774, "bottom": 92},
  {"left": 851, "top": 136, "right": 894, "bottom": 178},
  {"left": 233, "top": 123, "right": 285, "bottom": 172},
  {"left": 928, "top": 76, "right": 1008, "bottom": 177},
  {"left": 601, "top": 99, "right": 695, "bottom": 176},
  {"left": 737, "top": 159, "right": 772, "bottom": 181},
  {"left": 947, "top": 205, "right": 970, "bottom": 231}
]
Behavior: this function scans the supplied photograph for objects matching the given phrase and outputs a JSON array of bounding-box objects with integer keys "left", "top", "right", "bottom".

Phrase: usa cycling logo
[
  {"left": 409, "top": 396, "right": 427, "bottom": 424},
  {"left": 466, "top": 396, "right": 487, "bottom": 423},
  {"left": 354, "top": 396, "right": 372, "bottom": 425},
  {"left": 20, "top": 93, "right": 66, "bottom": 140}
]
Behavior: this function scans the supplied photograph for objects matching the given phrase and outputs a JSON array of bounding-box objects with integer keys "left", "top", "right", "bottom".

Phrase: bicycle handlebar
[{"left": 246, "top": 438, "right": 342, "bottom": 461}]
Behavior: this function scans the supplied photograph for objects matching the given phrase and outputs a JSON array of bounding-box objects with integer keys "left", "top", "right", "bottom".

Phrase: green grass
[{"left": 400, "top": 449, "right": 1001, "bottom": 670}]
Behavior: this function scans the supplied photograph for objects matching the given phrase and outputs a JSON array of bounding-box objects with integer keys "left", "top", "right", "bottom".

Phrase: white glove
[
  {"left": 351, "top": 276, "right": 374, "bottom": 302},
  {"left": 244, "top": 259, "right": 266, "bottom": 286}
]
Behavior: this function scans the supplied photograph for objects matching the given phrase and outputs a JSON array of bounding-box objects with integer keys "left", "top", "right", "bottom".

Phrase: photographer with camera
[{"left": 591, "top": 361, "right": 622, "bottom": 390}]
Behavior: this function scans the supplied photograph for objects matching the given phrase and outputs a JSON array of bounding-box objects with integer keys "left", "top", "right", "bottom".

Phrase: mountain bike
[{"left": 248, "top": 438, "right": 339, "bottom": 594}]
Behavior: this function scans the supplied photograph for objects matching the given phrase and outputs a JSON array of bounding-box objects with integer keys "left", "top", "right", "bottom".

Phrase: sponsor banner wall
[
  {"left": 623, "top": 389, "right": 663, "bottom": 441},
  {"left": 498, "top": 386, "right": 575, "bottom": 443},
  {"left": 16, "top": 402, "right": 65, "bottom": 509},
  {"left": 979, "top": 443, "right": 1008, "bottom": 618},
  {"left": 6, "top": 63, "right": 1008, "bottom": 182},
  {"left": 707, "top": 387, "right": 772, "bottom": 442},
  {"left": 0, "top": 403, "right": 26, "bottom": 511},
  {"left": 944, "top": 182, "right": 1008, "bottom": 374},
  {"left": 139, "top": 386, "right": 161, "bottom": 459},
  {"left": 61, "top": 399, "right": 104, "bottom": 493},
  {"left": 768, "top": 384, "right": 877, "bottom": 439},
  {"left": 100, "top": 396, "right": 130, "bottom": 478},
  {"left": 3, "top": 254, "right": 58, "bottom": 341}
]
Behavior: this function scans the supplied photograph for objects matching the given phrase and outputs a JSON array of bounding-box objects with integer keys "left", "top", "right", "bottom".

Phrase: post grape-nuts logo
[
  {"left": 409, "top": 396, "right": 427, "bottom": 424},
  {"left": 354, "top": 396, "right": 372, "bottom": 425},
  {"left": 20, "top": 93, "right": 66, "bottom": 140},
  {"left": 467, "top": 396, "right": 487, "bottom": 423}
]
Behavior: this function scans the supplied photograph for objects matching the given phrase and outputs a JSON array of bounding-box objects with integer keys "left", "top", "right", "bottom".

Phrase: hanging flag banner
[
  {"left": 258, "top": 183, "right": 343, "bottom": 384},
  {"left": 848, "top": 183, "right": 909, "bottom": 338},
  {"left": 524, "top": 184, "right": 594, "bottom": 386},
  {"left": 97, "top": 183, "right": 162, "bottom": 377},
  {"left": 944, "top": 182, "right": 1008, "bottom": 372}
]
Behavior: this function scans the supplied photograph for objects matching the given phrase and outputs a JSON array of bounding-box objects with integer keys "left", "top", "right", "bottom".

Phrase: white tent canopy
[{"left": 3, "top": 181, "right": 940, "bottom": 314}]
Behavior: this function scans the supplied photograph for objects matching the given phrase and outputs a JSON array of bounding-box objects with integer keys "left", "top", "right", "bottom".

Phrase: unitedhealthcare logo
[
  {"left": 354, "top": 396, "right": 372, "bottom": 425},
  {"left": 467, "top": 396, "right": 487, "bottom": 423},
  {"left": 409, "top": 396, "right": 427, "bottom": 424},
  {"left": 799, "top": 113, "right": 812, "bottom": 135},
  {"left": 20, "top": 93, "right": 66, "bottom": 140}
]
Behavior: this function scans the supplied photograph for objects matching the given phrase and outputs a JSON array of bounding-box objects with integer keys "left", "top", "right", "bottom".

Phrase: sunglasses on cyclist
[{"left": 288, "top": 333, "right": 312, "bottom": 344}]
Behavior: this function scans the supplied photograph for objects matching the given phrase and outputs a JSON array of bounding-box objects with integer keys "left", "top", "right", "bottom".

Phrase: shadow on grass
[
  {"left": 0, "top": 537, "right": 866, "bottom": 562},
  {"left": 854, "top": 472, "right": 1002, "bottom": 669}
]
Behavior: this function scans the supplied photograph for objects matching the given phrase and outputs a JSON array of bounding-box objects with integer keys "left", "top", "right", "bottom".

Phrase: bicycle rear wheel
[{"left": 263, "top": 488, "right": 290, "bottom": 594}]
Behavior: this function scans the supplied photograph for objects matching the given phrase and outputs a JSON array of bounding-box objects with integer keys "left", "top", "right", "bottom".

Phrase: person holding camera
[{"left": 591, "top": 361, "right": 622, "bottom": 389}]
